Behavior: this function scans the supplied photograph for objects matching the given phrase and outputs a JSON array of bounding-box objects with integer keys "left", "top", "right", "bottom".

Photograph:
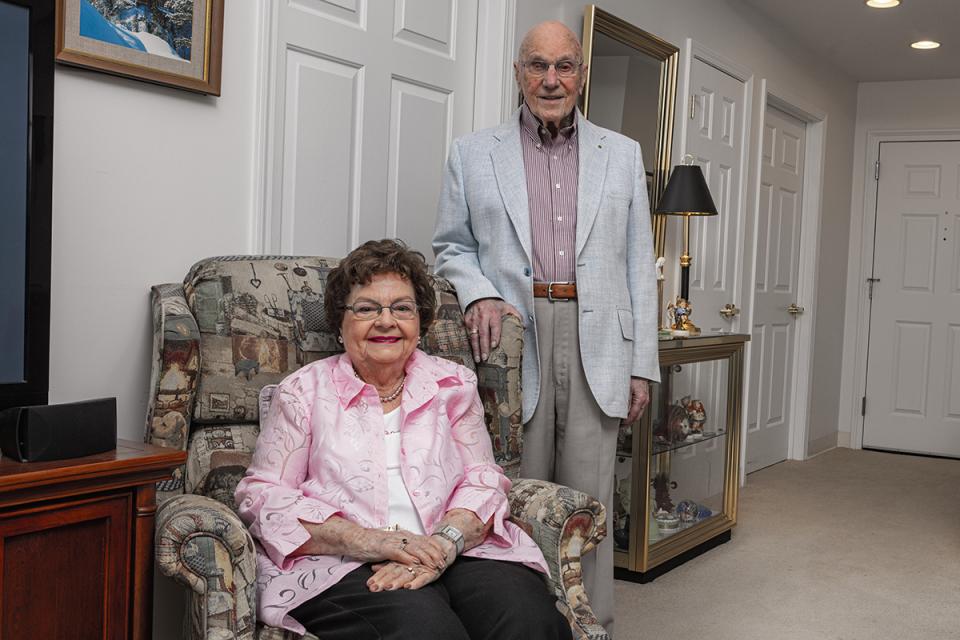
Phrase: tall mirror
[{"left": 581, "top": 5, "right": 679, "bottom": 257}]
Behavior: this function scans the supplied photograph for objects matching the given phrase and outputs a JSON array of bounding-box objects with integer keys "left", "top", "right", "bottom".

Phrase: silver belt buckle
[{"left": 547, "top": 281, "right": 571, "bottom": 302}]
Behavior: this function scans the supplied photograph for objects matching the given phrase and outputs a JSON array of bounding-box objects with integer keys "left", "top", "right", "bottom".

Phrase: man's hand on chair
[{"left": 464, "top": 298, "right": 523, "bottom": 363}]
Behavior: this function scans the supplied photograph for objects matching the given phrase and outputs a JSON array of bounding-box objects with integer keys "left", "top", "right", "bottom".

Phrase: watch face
[
  {"left": 444, "top": 525, "right": 463, "bottom": 541},
  {"left": 438, "top": 525, "right": 464, "bottom": 552}
]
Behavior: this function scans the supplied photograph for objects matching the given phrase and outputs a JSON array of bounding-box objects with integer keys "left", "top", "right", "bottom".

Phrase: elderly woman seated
[{"left": 235, "top": 239, "right": 572, "bottom": 640}]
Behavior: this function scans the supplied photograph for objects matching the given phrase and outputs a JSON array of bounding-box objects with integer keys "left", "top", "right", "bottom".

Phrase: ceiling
[{"left": 735, "top": 0, "right": 960, "bottom": 82}]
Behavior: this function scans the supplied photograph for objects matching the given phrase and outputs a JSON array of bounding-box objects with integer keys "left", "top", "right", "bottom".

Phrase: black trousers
[{"left": 290, "top": 557, "right": 572, "bottom": 640}]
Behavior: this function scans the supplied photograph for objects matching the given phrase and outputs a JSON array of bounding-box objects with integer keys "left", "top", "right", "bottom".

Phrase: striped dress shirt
[{"left": 519, "top": 104, "right": 579, "bottom": 283}]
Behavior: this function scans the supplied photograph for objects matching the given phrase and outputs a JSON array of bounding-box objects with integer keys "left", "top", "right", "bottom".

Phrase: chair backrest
[{"left": 146, "top": 255, "right": 522, "bottom": 510}]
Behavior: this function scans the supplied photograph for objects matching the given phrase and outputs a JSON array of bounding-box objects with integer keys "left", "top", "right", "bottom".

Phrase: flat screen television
[{"left": 0, "top": 0, "right": 53, "bottom": 410}]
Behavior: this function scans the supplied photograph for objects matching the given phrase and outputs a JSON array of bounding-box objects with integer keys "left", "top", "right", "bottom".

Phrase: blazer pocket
[{"left": 617, "top": 308, "right": 634, "bottom": 341}]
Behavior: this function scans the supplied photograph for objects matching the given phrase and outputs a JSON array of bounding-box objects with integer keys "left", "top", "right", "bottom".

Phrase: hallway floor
[{"left": 614, "top": 448, "right": 960, "bottom": 640}]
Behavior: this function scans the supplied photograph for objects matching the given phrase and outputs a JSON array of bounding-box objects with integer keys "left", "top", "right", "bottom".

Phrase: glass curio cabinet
[{"left": 614, "top": 334, "right": 749, "bottom": 582}]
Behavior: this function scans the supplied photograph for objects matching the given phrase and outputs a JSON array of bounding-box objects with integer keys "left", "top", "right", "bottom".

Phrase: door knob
[
  {"left": 787, "top": 303, "right": 805, "bottom": 315},
  {"left": 719, "top": 303, "right": 740, "bottom": 318}
]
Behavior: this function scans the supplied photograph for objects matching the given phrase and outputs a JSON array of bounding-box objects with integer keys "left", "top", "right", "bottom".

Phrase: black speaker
[{"left": 0, "top": 398, "right": 117, "bottom": 462}]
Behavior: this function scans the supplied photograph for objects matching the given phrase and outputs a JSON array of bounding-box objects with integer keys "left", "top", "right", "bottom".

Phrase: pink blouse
[{"left": 235, "top": 350, "right": 548, "bottom": 633}]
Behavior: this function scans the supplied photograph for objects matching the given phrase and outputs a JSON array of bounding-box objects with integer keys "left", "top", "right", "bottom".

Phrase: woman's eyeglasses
[{"left": 342, "top": 301, "right": 418, "bottom": 320}]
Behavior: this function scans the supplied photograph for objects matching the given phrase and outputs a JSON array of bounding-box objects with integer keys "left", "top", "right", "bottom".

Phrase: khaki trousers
[{"left": 520, "top": 298, "right": 620, "bottom": 636}]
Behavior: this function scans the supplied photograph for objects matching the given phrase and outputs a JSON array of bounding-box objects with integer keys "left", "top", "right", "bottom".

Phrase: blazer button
[
  {"left": 528, "top": 313, "right": 534, "bottom": 322},
  {"left": 523, "top": 267, "right": 531, "bottom": 277}
]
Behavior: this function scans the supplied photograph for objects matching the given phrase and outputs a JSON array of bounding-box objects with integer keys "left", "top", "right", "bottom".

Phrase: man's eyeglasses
[
  {"left": 342, "top": 300, "right": 419, "bottom": 320},
  {"left": 522, "top": 58, "right": 582, "bottom": 78}
]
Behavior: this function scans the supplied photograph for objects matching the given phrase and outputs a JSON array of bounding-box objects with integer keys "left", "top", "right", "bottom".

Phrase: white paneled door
[
  {"left": 682, "top": 58, "right": 747, "bottom": 335},
  {"left": 864, "top": 140, "right": 960, "bottom": 457},
  {"left": 266, "top": 0, "right": 478, "bottom": 258},
  {"left": 746, "top": 106, "right": 806, "bottom": 473}
]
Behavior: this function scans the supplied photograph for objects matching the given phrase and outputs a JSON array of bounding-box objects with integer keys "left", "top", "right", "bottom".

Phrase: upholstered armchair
[{"left": 145, "top": 256, "right": 608, "bottom": 640}]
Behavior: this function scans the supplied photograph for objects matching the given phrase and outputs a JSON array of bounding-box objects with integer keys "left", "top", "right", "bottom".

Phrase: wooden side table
[{"left": 0, "top": 439, "right": 185, "bottom": 640}]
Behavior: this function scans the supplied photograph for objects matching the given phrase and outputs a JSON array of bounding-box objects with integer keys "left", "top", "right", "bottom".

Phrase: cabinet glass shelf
[
  {"left": 613, "top": 334, "right": 748, "bottom": 582},
  {"left": 618, "top": 428, "right": 728, "bottom": 458}
]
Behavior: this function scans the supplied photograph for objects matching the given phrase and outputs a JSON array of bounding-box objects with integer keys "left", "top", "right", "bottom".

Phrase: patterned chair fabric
[{"left": 146, "top": 256, "right": 608, "bottom": 640}]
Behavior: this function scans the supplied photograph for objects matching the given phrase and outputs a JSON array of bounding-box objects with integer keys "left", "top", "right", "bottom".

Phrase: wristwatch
[{"left": 432, "top": 524, "right": 465, "bottom": 555}]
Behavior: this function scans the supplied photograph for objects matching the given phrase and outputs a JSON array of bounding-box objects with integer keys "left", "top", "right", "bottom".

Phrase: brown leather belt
[{"left": 533, "top": 282, "right": 577, "bottom": 301}]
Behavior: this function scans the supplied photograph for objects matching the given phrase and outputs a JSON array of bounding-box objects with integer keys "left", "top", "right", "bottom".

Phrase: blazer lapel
[
  {"left": 490, "top": 112, "right": 533, "bottom": 263},
  {"left": 576, "top": 114, "right": 609, "bottom": 257}
]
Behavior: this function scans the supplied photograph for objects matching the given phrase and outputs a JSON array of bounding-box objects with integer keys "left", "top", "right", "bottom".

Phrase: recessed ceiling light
[
  {"left": 866, "top": 0, "right": 900, "bottom": 7},
  {"left": 911, "top": 40, "right": 941, "bottom": 49}
]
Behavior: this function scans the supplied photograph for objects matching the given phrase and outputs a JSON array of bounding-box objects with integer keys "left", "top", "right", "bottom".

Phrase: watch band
[{"left": 432, "top": 524, "right": 464, "bottom": 555}]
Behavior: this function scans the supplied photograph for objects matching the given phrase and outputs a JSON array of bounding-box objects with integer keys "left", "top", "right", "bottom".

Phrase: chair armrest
[
  {"left": 509, "top": 478, "right": 610, "bottom": 640},
  {"left": 145, "top": 283, "right": 201, "bottom": 498},
  {"left": 156, "top": 494, "right": 257, "bottom": 640},
  {"left": 476, "top": 314, "right": 524, "bottom": 479}
]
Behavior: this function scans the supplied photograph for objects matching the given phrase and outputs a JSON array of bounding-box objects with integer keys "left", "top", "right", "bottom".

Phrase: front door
[
  {"left": 863, "top": 140, "right": 960, "bottom": 457},
  {"left": 745, "top": 105, "right": 806, "bottom": 473}
]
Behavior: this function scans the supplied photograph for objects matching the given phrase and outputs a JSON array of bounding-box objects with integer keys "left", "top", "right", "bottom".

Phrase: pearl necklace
[{"left": 354, "top": 367, "right": 405, "bottom": 403}]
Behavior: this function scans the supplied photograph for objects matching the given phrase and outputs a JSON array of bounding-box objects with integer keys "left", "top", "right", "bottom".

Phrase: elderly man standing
[{"left": 432, "top": 20, "right": 659, "bottom": 634}]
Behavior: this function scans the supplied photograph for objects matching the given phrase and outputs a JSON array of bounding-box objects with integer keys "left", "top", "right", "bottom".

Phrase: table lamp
[{"left": 655, "top": 155, "right": 718, "bottom": 336}]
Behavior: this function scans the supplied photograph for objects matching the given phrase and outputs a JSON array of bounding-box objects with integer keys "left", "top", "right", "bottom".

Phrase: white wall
[
  {"left": 49, "top": 4, "right": 262, "bottom": 637},
  {"left": 51, "top": 6, "right": 260, "bottom": 440},
  {"left": 839, "top": 78, "right": 960, "bottom": 447},
  {"left": 516, "top": 0, "right": 858, "bottom": 456}
]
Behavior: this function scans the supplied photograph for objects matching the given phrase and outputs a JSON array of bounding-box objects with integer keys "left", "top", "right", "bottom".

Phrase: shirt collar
[
  {"left": 520, "top": 103, "right": 577, "bottom": 145},
  {"left": 331, "top": 350, "right": 460, "bottom": 411}
]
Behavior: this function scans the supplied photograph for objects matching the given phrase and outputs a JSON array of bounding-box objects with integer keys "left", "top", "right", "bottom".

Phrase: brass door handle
[
  {"left": 787, "top": 303, "right": 805, "bottom": 315},
  {"left": 719, "top": 303, "right": 740, "bottom": 318}
]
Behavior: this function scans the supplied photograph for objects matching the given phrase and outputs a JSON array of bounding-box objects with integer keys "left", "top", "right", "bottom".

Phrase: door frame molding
[
  {"left": 474, "top": 0, "right": 517, "bottom": 130},
  {"left": 840, "top": 129, "right": 960, "bottom": 450},
  {"left": 251, "top": 0, "right": 279, "bottom": 252},
  {"left": 749, "top": 80, "right": 827, "bottom": 469},
  {"left": 249, "top": 0, "right": 515, "bottom": 252}
]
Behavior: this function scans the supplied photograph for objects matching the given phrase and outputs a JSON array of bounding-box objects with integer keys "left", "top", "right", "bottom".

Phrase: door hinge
[
  {"left": 874, "top": 160, "right": 880, "bottom": 181},
  {"left": 689, "top": 94, "right": 696, "bottom": 120},
  {"left": 867, "top": 277, "right": 880, "bottom": 300},
  {"left": 861, "top": 396, "right": 867, "bottom": 416}
]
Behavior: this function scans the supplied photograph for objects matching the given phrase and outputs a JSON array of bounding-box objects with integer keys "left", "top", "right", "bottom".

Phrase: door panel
[
  {"left": 864, "top": 140, "right": 960, "bottom": 456},
  {"left": 270, "top": 0, "right": 478, "bottom": 257},
  {"left": 283, "top": 52, "right": 361, "bottom": 255},
  {"left": 746, "top": 105, "right": 805, "bottom": 473},
  {"left": 682, "top": 59, "right": 746, "bottom": 335}
]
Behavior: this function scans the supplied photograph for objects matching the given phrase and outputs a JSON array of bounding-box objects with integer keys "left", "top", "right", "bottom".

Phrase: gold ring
[
  {"left": 406, "top": 566, "right": 415, "bottom": 574},
  {"left": 471, "top": 329, "right": 479, "bottom": 335}
]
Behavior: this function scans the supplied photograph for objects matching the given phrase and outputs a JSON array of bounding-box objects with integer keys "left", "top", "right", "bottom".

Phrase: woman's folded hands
[{"left": 366, "top": 531, "right": 456, "bottom": 592}]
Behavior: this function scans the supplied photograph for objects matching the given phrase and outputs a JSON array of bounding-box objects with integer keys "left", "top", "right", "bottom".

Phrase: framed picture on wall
[{"left": 56, "top": 0, "right": 224, "bottom": 95}]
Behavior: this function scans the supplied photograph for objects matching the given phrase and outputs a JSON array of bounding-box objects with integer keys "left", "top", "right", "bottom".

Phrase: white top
[{"left": 383, "top": 408, "right": 426, "bottom": 534}]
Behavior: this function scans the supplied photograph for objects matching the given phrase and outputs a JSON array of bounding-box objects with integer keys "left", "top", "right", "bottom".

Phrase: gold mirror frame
[{"left": 581, "top": 5, "right": 679, "bottom": 258}]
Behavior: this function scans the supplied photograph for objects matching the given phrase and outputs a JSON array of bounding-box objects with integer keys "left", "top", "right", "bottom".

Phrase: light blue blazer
[{"left": 433, "top": 108, "right": 660, "bottom": 422}]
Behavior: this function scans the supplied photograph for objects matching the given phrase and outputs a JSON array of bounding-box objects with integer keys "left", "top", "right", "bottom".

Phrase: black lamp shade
[{"left": 654, "top": 165, "right": 718, "bottom": 216}]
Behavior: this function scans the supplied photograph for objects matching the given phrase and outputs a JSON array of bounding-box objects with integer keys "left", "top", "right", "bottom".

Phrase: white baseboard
[
  {"left": 807, "top": 433, "right": 839, "bottom": 458},
  {"left": 836, "top": 431, "right": 851, "bottom": 449}
]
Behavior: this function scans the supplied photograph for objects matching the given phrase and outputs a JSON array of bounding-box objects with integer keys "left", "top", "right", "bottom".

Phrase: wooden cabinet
[
  {"left": 0, "top": 440, "right": 185, "bottom": 639},
  {"left": 614, "top": 334, "right": 748, "bottom": 582}
]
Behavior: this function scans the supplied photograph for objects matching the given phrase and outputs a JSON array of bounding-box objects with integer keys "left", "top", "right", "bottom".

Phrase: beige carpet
[{"left": 614, "top": 448, "right": 960, "bottom": 640}]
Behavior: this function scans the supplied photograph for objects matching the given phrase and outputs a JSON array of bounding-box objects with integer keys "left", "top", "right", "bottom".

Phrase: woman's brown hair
[{"left": 324, "top": 239, "right": 436, "bottom": 335}]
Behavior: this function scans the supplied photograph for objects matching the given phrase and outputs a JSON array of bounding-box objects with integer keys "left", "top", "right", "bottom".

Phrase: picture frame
[{"left": 56, "top": 0, "right": 224, "bottom": 95}]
